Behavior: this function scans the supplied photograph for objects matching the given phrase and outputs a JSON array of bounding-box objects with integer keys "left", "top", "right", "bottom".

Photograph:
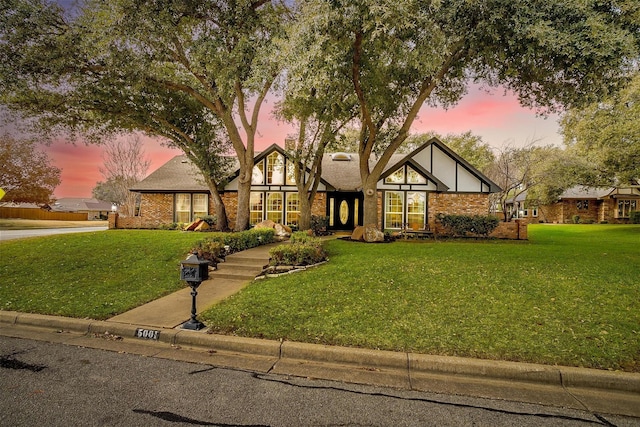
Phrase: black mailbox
[{"left": 180, "top": 253, "right": 209, "bottom": 283}]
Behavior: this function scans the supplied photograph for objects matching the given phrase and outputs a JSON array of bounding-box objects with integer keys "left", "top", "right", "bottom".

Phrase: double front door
[{"left": 327, "top": 192, "right": 363, "bottom": 231}]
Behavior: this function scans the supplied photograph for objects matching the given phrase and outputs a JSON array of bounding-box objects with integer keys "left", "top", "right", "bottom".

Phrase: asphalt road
[
  {"left": 1, "top": 336, "right": 637, "bottom": 427},
  {"left": 0, "top": 227, "right": 108, "bottom": 241}
]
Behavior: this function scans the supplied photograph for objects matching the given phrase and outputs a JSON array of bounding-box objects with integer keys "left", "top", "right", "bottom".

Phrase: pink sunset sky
[{"left": 40, "top": 87, "right": 561, "bottom": 198}]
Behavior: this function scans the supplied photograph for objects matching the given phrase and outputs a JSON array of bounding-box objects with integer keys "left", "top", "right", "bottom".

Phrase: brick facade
[
  {"left": 428, "top": 193, "right": 491, "bottom": 229},
  {"left": 536, "top": 198, "right": 629, "bottom": 224}
]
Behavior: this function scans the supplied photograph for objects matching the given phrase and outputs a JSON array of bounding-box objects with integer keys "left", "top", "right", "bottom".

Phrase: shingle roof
[
  {"left": 130, "top": 156, "right": 209, "bottom": 192},
  {"left": 52, "top": 198, "right": 113, "bottom": 212}
]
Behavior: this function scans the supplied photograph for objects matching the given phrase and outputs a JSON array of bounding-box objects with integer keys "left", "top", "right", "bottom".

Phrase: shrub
[
  {"left": 437, "top": 214, "right": 499, "bottom": 237},
  {"left": 199, "top": 215, "right": 217, "bottom": 227},
  {"left": 310, "top": 215, "right": 329, "bottom": 236},
  {"left": 290, "top": 231, "right": 314, "bottom": 244},
  {"left": 191, "top": 240, "right": 225, "bottom": 263},
  {"left": 630, "top": 211, "right": 640, "bottom": 224},
  {"left": 192, "top": 228, "right": 276, "bottom": 257},
  {"left": 572, "top": 215, "right": 581, "bottom": 224},
  {"left": 269, "top": 241, "right": 327, "bottom": 266}
]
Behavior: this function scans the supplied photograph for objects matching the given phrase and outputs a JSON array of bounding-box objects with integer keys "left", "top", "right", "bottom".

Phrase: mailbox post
[{"left": 180, "top": 253, "right": 210, "bottom": 330}]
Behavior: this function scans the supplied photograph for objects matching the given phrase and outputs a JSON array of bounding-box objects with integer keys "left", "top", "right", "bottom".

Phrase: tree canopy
[
  {"left": 561, "top": 72, "right": 640, "bottom": 186},
  {"left": 0, "top": 0, "right": 285, "bottom": 230},
  {"left": 282, "top": 0, "right": 640, "bottom": 226},
  {"left": 0, "top": 134, "right": 61, "bottom": 205}
]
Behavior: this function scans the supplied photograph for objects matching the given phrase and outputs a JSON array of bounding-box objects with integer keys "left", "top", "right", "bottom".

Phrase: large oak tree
[
  {"left": 0, "top": 0, "right": 285, "bottom": 230},
  {"left": 285, "top": 0, "right": 640, "bottom": 226}
]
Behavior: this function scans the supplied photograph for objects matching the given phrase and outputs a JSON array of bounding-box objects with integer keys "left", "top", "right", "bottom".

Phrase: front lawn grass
[
  {"left": 0, "top": 230, "right": 204, "bottom": 319},
  {"left": 201, "top": 225, "right": 640, "bottom": 372}
]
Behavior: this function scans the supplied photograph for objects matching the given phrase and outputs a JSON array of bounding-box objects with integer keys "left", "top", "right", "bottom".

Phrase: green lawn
[
  {"left": 1, "top": 225, "right": 638, "bottom": 371},
  {"left": 200, "top": 225, "right": 640, "bottom": 372},
  {"left": 0, "top": 230, "right": 204, "bottom": 319}
]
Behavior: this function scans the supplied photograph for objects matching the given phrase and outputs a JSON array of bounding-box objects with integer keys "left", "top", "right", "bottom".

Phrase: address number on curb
[{"left": 135, "top": 328, "right": 160, "bottom": 340}]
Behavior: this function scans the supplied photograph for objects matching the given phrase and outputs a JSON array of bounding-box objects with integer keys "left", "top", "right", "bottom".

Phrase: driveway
[{"left": 0, "top": 226, "right": 108, "bottom": 241}]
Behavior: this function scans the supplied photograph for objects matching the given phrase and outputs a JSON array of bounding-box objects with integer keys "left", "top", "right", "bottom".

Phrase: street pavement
[{"left": 3, "top": 335, "right": 638, "bottom": 427}]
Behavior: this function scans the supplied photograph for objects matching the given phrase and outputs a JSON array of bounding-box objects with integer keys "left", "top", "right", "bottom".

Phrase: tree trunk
[
  {"left": 362, "top": 184, "right": 379, "bottom": 228},
  {"left": 212, "top": 191, "right": 229, "bottom": 231},
  {"left": 298, "top": 192, "right": 312, "bottom": 231},
  {"left": 235, "top": 167, "right": 252, "bottom": 231}
]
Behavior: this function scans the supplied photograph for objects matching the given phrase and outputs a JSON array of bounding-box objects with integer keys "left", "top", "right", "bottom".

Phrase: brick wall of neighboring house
[
  {"left": 559, "top": 199, "right": 600, "bottom": 223},
  {"left": 222, "top": 192, "right": 238, "bottom": 228}
]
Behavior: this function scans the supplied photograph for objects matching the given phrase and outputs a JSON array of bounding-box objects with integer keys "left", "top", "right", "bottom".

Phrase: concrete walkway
[{"left": 107, "top": 242, "right": 278, "bottom": 328}]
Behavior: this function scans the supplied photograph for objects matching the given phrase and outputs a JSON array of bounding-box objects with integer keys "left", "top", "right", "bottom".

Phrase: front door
[{"left": 327, "top": 192, "right": 363, "bottom": 231}]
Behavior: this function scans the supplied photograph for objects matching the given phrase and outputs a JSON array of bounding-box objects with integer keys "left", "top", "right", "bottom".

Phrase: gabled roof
[
  {"left": 132, "top": 138, "right": 502, "bottom": 194},
  {"left": 388, "top": 137, "right": 501, "bottom": 193}
]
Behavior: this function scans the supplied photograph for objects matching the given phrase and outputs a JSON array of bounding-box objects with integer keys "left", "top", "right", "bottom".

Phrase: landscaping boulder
[
  {"left": 194, "top": 221, "right": 210, "bottom": 232},
  {"left": 363, "top": 224, "right": 384, "bottom": 243},
  {"left": 351, "top": 226, "right": 365, "bottom": 241},
  {"left": 254, "top": 219, "right": 277, "bottom": 229},
  {"left": 274, "top": 223, "right": 292, "bottom": 238}
]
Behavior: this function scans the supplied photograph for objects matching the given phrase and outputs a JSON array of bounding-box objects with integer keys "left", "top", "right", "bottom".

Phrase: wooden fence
[{"left": 0, "top": 207, "right": 88, "bottom": 221}]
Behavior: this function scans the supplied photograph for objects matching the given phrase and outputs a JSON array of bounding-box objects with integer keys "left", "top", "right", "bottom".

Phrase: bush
[
  {"left": 191, "top": 240, "right": 225, "bottom": 263},
  {"left": 310, "top": 215, "right": 330, "bottom": 236},
  {"left": 437, "top": 214, "right": 500, "bottom": 237},
  {"left": 290, "top": 231, "right": 314, "bottom": 244},
  {"left": 192, "top": 228, "right": 275, "bottom": 257},
  {"left": 269, "top": 241, "right": 327, "bottom": 266},
  {"left": 630, "top": 211, "right": 640, "bottom": 224},
  {"left": 199, "top": 215, "right": 217, "bottom": 227},
  {"left": 572, "top": 215, "right": 581, "bottom": 224}
]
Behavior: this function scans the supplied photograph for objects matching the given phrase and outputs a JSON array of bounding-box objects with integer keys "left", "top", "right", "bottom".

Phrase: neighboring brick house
[
  {"left": 126, "top": 138, "right": 501, "bottom": 231},
  {"left": 507, "top": 186, "right": 640, "bottom": 224}
]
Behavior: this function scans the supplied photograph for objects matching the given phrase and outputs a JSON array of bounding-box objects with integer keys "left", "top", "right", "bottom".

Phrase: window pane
[
  {"left": 250, "top": 192, "right": 264, "bottom": 225},
  {"left": 193, "top": 194, "right": 208, "bottom": 218},
  {"left": 385, "top": 191, "right": 404, "bottom": 229},
  {"left": 406, "top": 192, "right": 425, "bottom": 227},
  {"left": 385, "top": 167, "right": 404, "bottom": 184},
  {"left": 252, "top": 162, "right": 264, "bottom": 185},
  {"left": 266, "top": 192, "right": 283, "bottom": 223},
  {"left": 286, "top": 160, "right": 296, "bottom": 185},
  {"left": 407, "top": 167, "right": 426, "bottom": 184},
  {"left": 175, "top": 194, "right": 191, "bottom": 223},
  {"left": 267, "top": 152, "right": 284, "bottom": 185},
  {"left": 285, "top": 193, "right": 299, "bottom": 226}
]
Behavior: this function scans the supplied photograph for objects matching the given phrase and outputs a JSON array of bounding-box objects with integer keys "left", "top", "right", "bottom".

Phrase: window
[
  {"left": 252, "top": 162, "right": 264, "bottom": 185},
  {"left": 385, "top": 191, "right": 404, "bottom": 229},
  {"left": 249, "top": 192, "right": 264, "bottom": 225},
  {"left": 617, "top": 199, "right": 637, "bottom": 218},
  {"left": 385, "top": 165, "right": 426, "bottom": 184},
  {"left": 192, "top": 194, "right": 208, "bottom": 219},
  {"left": 576, "top": 200, "right": 589, "bottom": 211},
  {"left": 174, "top": 193, "right": 209, "bottom": 223},
  {"left": 266, "top": 152, "right": 284, "bottom": 185},
  {"left": 175, "top": 194, "right": 191, "bottom": 223},
  {"left": 266, "top": 192, "right": 283, "bottom": 223},
  {"left": 286, "top": 160, "right": 297, "bottom": 185},
  {"left": 385, "top": 168, "right": 405, "bottom": 184},
  {"left": 406, "top": 192, "right": 426, "bottom": 227},
  {"left": 407, "top": 167, "right": 427, "bottom": 184},
  {"left": 286, "top": 193, "right": 300, "bottom": 226}
]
